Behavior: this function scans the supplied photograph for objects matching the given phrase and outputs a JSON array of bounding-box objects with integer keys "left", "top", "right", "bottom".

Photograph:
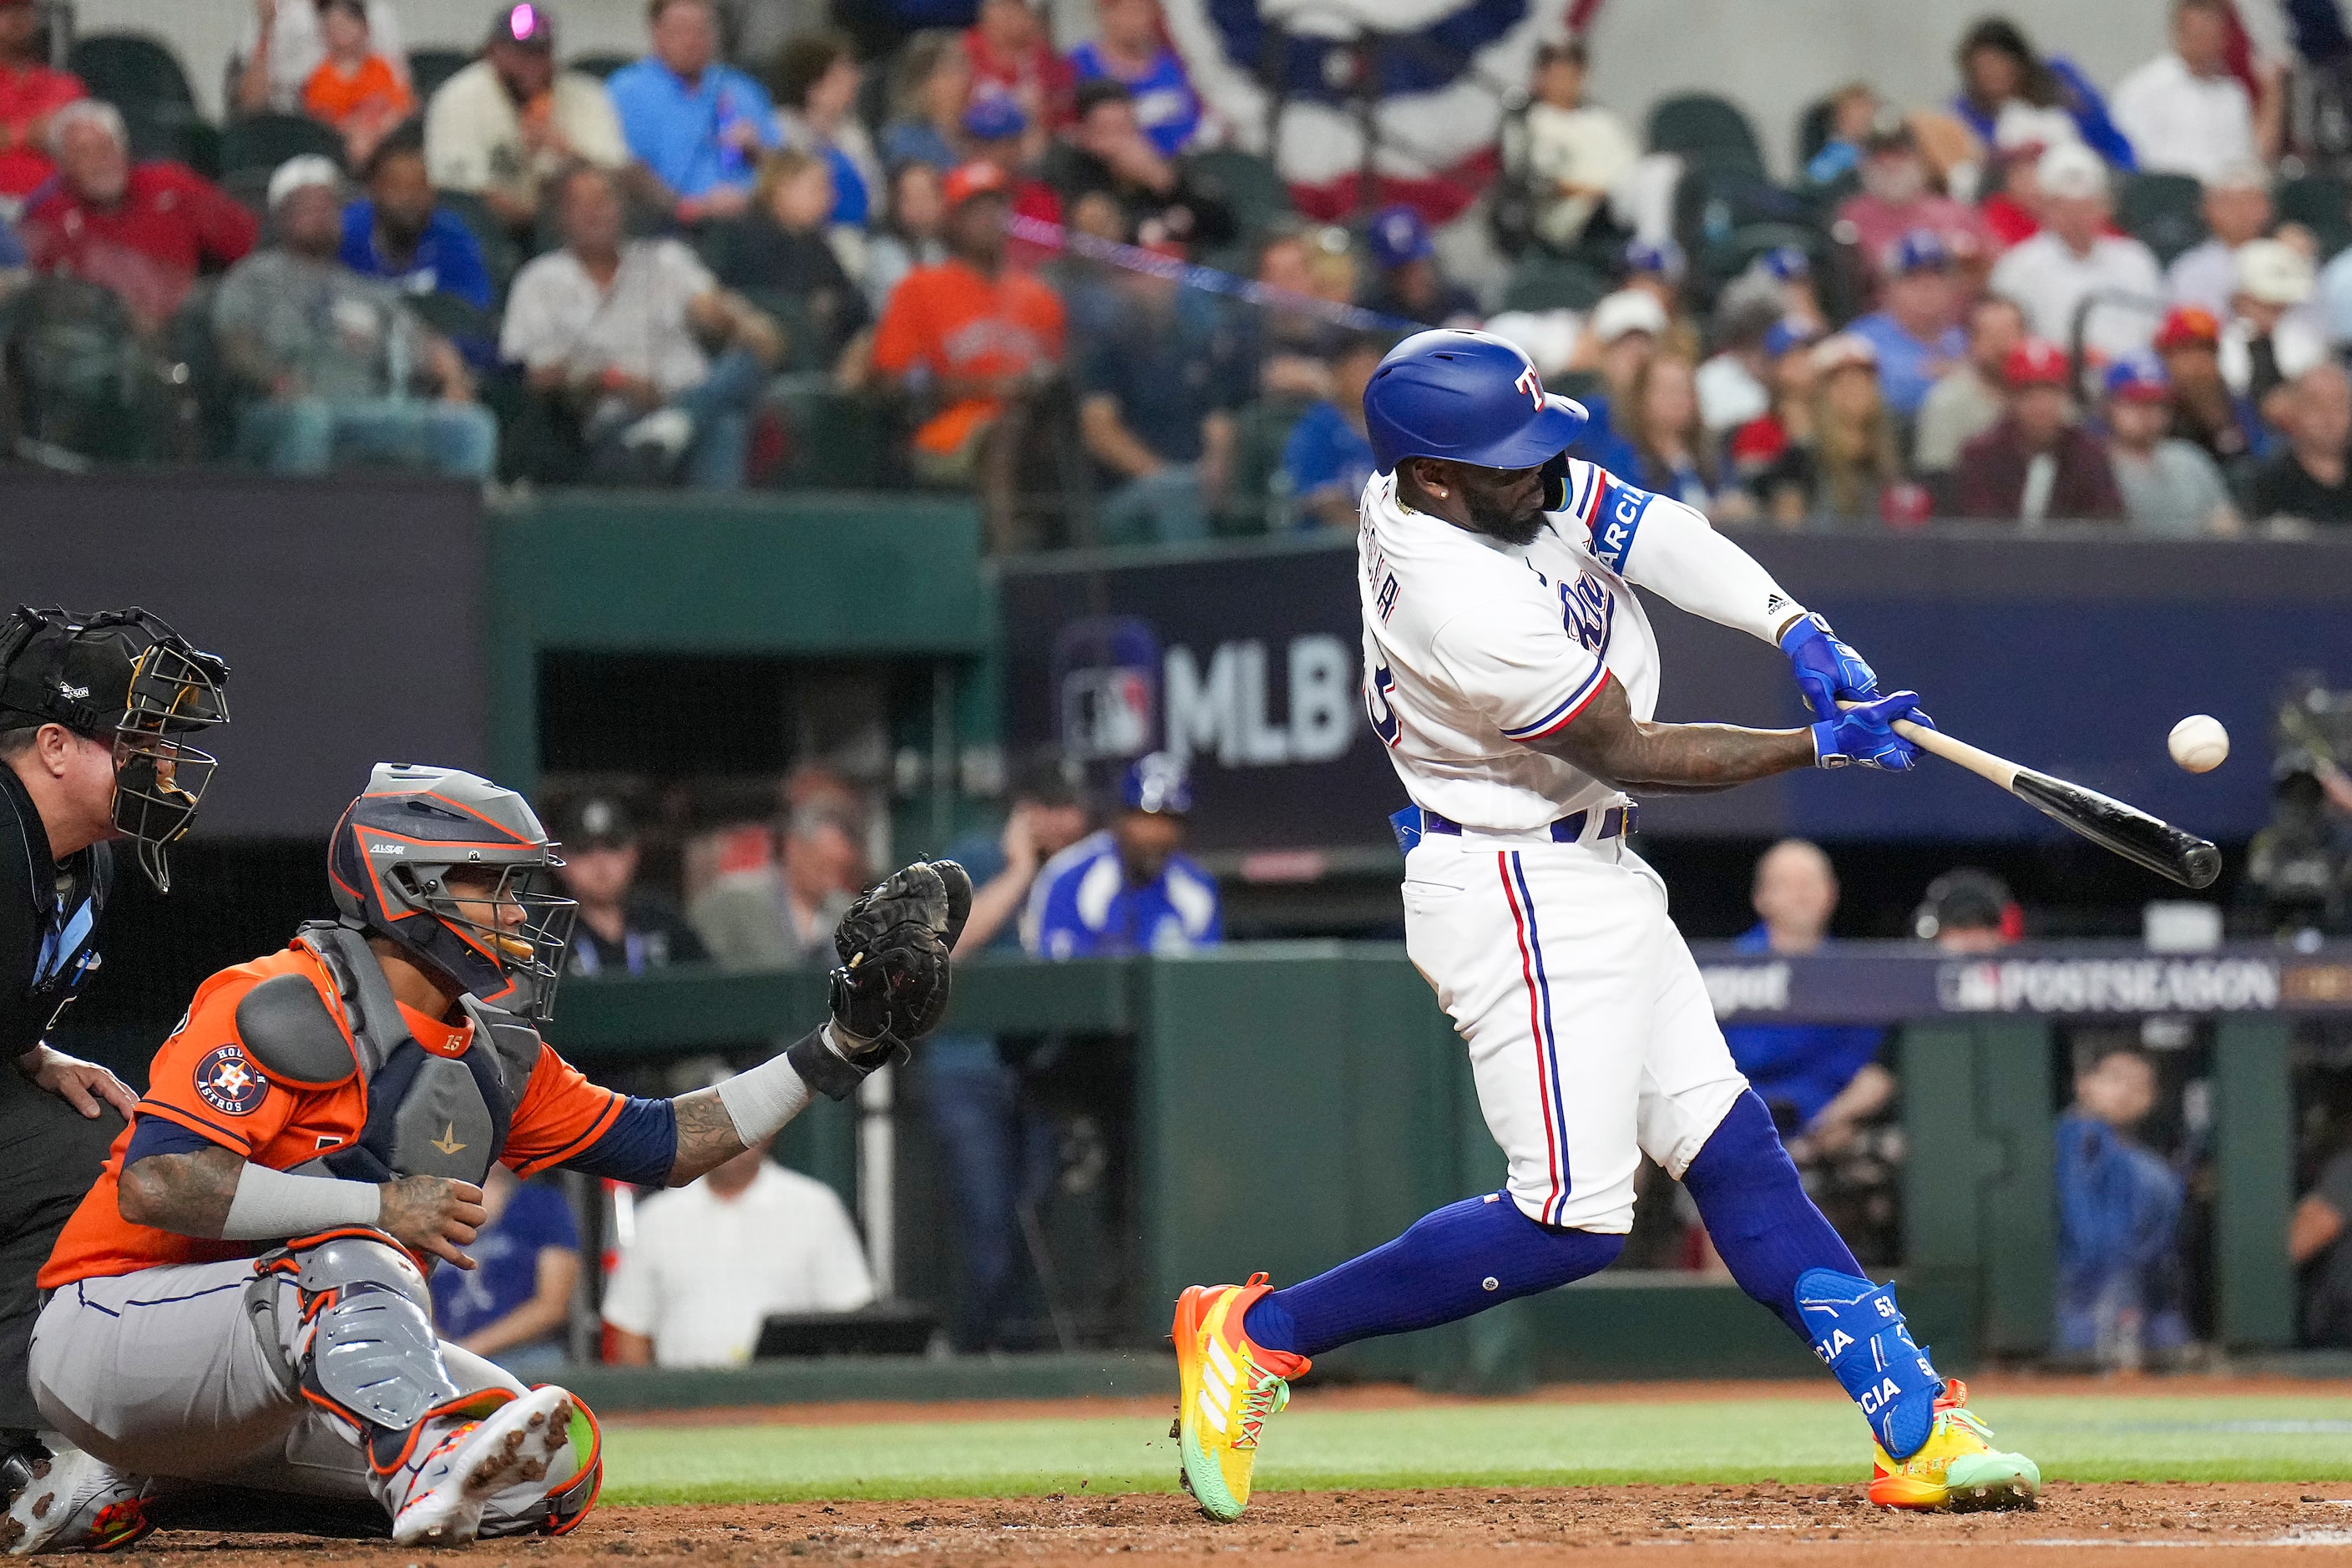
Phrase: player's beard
[{"left": 1471, "top": 496, "right": 1548, "bottom": 548}]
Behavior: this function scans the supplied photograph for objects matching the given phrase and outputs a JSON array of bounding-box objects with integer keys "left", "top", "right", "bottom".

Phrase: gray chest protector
[{"left": 234, "top": 921, "right": 545, "bottom": 1186}]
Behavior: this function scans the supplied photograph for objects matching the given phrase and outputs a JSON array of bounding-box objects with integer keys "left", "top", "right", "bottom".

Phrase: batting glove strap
[{"left": 1780, "top": 612, "right": 1881, "bottom": 723}]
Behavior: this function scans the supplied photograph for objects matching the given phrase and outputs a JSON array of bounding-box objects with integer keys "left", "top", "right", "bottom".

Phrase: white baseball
[{"left": 2168, "top": 715, "right": 2229, "bottom": 773}]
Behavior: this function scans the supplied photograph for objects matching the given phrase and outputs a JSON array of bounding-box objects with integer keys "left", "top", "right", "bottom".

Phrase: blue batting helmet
[
  {"left": 1121, "top": 751, "right": 1192, "bottom": 816},
  {"left": 1363, "top": 329, "right": 1589, "bottom": 475}
]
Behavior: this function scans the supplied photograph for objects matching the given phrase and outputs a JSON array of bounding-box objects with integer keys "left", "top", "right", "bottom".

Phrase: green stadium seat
[
  {"left": 1501, "top": 255, "right": 1609, "bottom": 313},
  {"left": 408, "top": 48, "right": 471, "bottom": 103},
  {"left": 2279, "top": 174, "right": 2352, "bottom": 262},
  {"left": 2117, "top": 172, "right": 2207, "bottom": 266},
  {"left": 1186, "top": 147, "right": 1292, "bottom": 240},
  {"left": 69, "top": 33, "right": 195, "bottom": 110},
  {"left": 119, "top": 100, "right": 220, "bottom": 178},
  {"left": 220, "top": 113, "right": 344, "bottom": 175},
  {"left": 1215, "top": 394, "right": 1315, "bottom": 535},
  {"left": 1646, "top": 93, "right": 1765, "bottom": 176}
]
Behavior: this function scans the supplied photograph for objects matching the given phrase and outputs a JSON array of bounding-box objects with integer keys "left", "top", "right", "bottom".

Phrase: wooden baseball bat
[{"left": 1844, "top": 707, "right": 2223, "bottom": 889}]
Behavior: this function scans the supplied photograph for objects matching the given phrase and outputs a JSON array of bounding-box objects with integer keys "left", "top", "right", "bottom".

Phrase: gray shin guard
[{"left": 259, "top": 1232, "right": 458, "bottom": 1440}]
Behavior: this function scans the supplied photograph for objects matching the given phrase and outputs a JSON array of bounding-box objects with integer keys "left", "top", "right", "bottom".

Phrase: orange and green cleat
[
  {"left": 1868, "top": 1380, "right": 2041, "bottom": 1511},
  {"left": 1171, "top": 1274, "right": 1310, "bottom": 1522}
]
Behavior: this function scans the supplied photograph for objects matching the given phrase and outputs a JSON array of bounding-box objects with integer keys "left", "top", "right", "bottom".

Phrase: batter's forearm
[
  {"left": 119, "top": 1146, "right": 245, "bottom": 1237},
  {"left": 1568, "top": 721, "right": 1817, "bottom": 791}
]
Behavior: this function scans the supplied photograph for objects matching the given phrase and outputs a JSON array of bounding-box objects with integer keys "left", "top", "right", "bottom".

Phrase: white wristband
[
  {"left": 714, "top": 1049, "right": 815, "bottom": 1146},
  {"left": 220, "top": 1161, "right": 383, "bottom": 1241}
]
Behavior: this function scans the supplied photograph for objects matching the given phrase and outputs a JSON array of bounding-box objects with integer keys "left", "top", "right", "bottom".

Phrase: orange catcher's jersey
[{"left": 43, "top": 943, "right": 639, "bottom": 1288}]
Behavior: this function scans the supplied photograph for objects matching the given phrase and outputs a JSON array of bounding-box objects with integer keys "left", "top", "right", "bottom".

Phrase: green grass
[{"left": 599, "top": 1391, "right": 2352, "bottom": 1505}]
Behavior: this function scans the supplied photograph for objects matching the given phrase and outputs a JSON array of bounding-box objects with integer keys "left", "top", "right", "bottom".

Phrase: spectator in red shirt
[
  {"left": 872, "top": 161, "right": 1068, "bottom": 552},
  {"left": 0, "top": 0, "right": 81, "bottom": 200},
  {"left": 964, "top": 0, "right": 1071, "bottom": 142},
  {"left": 1946, "top": 338, "right": 2124, "bottom": 524},
  {"left": 20, "top": 101, "right": 259, "bottom": 333},
  {"left": 1834, "top": 112, "right": 1990, "bottom": 287}
]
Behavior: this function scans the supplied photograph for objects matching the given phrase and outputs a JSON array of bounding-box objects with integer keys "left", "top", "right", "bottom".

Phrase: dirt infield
[{"left": 128, "top": 1484, "right": 2352, "bottom": 1566}]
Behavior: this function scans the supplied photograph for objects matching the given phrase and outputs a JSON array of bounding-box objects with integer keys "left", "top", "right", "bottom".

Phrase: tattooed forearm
[
  {"left": 118, "top": 1146, "right": 246, "bottom": 1237},
  {"left": 665, "top": 1087, "right": 750, "bottom": 1186},
  {"left": 1528, "top": 674, "right": 1815, "bottom": 792}
]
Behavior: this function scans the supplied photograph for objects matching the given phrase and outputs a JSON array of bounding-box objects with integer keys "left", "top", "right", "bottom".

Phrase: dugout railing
[{"left": 556, "top": 939, "right": 2341, "bottom": 1393}]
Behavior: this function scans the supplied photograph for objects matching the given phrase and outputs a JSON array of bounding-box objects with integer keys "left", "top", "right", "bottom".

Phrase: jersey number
[{"left": 1365, "top": 663, "right": 1401, "bottom": 748}]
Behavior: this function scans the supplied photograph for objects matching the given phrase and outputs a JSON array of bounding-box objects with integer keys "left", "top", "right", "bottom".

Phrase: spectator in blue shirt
[
  {"left": 606, "top": 0, "right": 777, "bottom": 222},
  {"left": 339, "top": 131, "right": 495, "bottom": 319},
  {"left": 881, "top": 29, "right": 972, "bottom": 172},
  {"left": 1719, "top": 840, "right": 1890, "bottom": 1145},
  {"left": 1032, "top": 752, "right": 1220, "bottom": 958},
  {"left": 772, "top": 29, "right": 880, "bottom": 230},
  {"left": 2056, "top": 1045, "right": 2190, "bottom": 1365},
  {"left": 1279, "top": 331, "right": 1384, "bottom": 530},
  {"left": 1068, "top": 0, "right": 1202, "bottom": 158},
  {"left": 922, "top": 751, "right": 1094, "bottom": 1351},
  {"left": 1848, "top": 229, "right": 1965, "bottom": 419},
  {"left": 427, "top": 1166, "right": 581, "bottom": 1375},
  {"left": 1360, "top": 204, "right": 1479, "bottom": 326}
]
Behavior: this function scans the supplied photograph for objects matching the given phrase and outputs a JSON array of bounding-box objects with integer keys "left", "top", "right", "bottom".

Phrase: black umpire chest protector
[
  {"left": 236, "top": 921, "right": 544, "bottom": 1187},
  {"left": 0, "top": 766, "right": 110, "bottom": 1060}
]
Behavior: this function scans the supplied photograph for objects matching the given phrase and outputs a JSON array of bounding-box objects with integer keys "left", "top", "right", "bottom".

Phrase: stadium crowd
[{"left": 0, "top": 0, "right": 2350, "bottom": 539}]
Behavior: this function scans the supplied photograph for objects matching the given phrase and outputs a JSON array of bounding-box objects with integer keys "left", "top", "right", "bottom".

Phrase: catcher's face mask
[
  {"left": 414, "top": 859, "right": 579, "bottom": 1020},
  {"left": 0, "top": 607, "right": 230, "bottom": 893}
]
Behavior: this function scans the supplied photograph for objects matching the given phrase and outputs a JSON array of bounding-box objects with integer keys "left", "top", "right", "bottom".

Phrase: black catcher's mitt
[{"left": 826, "top": 858, "right": 973, "bottom": 1057}]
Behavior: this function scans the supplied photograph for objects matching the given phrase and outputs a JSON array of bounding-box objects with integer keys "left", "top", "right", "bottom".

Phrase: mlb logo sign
[{"left": 1060, "top": 665, "right": 1155, "bottom": 760}]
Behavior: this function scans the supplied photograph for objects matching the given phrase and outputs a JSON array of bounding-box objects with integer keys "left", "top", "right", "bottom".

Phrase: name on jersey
[{"left": 1164, "top": 635, "right": 1358, "bottom": 768}]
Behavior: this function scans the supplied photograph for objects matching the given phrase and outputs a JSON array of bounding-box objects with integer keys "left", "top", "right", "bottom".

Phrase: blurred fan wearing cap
[
  {"left": 425, "top": 2, "right": 634, "bottom": 230},
  {"left": 1361, "top": 203, "right": 1479, "bottom": 326},
  {"left": 1914, "top": 294, "right": 2026, "bottom": 474},
  {"left": 1553, "top": 290, "right": 1656, "bottom": 482},
  {"left": 867, "top": 154, "right": 1064, "bottom": 549},
  {"left": 1848, "top": 229, "right": 1965, "bottom": 417},
  {"left": 550, "top": 795, "right": 708, "bottom": 977},
  {"left": 2222, "top": 236, "right": 2328, "bottom": 401},
  {"left": 2164, "top": 158, "right": 2275, "bottom": 321},
  {"left": 1029, "top": 752, "right": 1222, "bottom": 958},
  {"left": 1724, "top": 318, "right": 1823, "bottom": 510},
  {"left": 1946, "top": 338, "right": 2127, "bottom": 524},
  {"left": 219, "top": 154, "right": 496, "bottom": 477},
  {"left": 2151, "top": 303, "right": 2274, "bottom": 471},
  {"left": 2102, "top": 352, "right": 2240, "bottom": 535},
  {"left": 1912, "top": 868, "right": 2021, "bottom": 952},
  {"left": 1986, "top": 144, "right": 2165, "bottom": 363},
  {"left": 1835, "top": 108, "right": 1995, "bottom": 282}
]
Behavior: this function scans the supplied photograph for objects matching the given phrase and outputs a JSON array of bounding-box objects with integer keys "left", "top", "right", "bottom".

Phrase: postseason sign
[{"left": 1692, "top": 943, "right": 2352, "bottom": 1023}]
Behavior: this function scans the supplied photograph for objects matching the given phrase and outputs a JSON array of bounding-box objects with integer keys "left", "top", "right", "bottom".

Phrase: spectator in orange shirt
[
  {"left": 873, "top": 160, "right": 1067, "bottom": 553},
  {"left": 21, "top": 101, "right": 260, "bottom": 332},
  {"left": 302, "top": 0, "right": 416, "bottom": 168},
  {"left": 0, "top": 0, "right": 82, "bottom": 200}
]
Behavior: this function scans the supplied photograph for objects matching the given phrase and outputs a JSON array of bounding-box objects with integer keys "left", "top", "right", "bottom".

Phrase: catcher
[{"left": 15, "top": 762, "right": 966, "bottom": 1552}]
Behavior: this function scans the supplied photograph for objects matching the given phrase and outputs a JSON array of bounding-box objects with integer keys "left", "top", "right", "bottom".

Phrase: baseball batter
[
  {"left": 15, "top": 764, "right": 967, "bottom": 1552},
  {"left": 1173, "top": 331, "right": 2040, "bottom": 1520}
]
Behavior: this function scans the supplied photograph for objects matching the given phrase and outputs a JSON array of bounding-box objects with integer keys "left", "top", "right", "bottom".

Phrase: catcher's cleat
[
  {"left": 1868, "top": 1380, "right": 2041, "bottom": 1512},
  {"left": 1171, "top": 1274, "right": 1308, "bottom": 1523},
  {"left": 391, "top": 1385, "right": 574, "bottom": 1546},
  {"left": 0, "top": 1444, "right": 152, "bottom": 1555}
]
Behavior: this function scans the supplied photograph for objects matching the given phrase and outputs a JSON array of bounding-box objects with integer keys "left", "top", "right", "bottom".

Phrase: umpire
[{"left": 0, "top": 607, "right": 227, "bottom": 1487}]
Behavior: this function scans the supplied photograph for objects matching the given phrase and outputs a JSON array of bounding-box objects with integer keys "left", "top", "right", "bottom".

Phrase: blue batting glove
[
  {"left": 1780, "top": 612, "right": 1881, "bottom": 723},
  {"left": 1813, "top": 691, "right": 1934, "bottom": 771}
]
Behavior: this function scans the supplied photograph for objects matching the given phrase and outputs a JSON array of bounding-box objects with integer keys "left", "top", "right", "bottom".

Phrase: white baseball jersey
[
  {"left": 1358, "top": 459, "right": 1668, "bottom": 830},
  {"left": 1359, "top": 456, "right": 1798, "bottom": 1231}
]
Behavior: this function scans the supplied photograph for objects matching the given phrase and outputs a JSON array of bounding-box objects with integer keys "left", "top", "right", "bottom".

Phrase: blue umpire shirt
[
  {"left": 337, "top": 200, "right": 494, "bottom": 311},
  {"left": 1717, "top": 925, "right": 1886, "bottom": 1126},
  {"left": 605, "top": 57, "right": 778, "bottom": 200},
  {"left": 1031, "top": 828, "right": 1222, "bottom": 958}
]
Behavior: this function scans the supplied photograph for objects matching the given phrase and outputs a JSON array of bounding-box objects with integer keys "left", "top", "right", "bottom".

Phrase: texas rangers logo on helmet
[
  {"left": 194, "top": 1043, "right": 266, "bottom": 1117},
  {"left": 1515, "top": 366, "right": 1545, "bottom": 412}
]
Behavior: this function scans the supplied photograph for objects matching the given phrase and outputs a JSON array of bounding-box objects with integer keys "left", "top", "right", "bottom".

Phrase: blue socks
[
  {"left": 1682, "top": 1090, "right": 1942, "bottom": 1459},
  {"left": 1242, "top": 1192, "right": 1623, "bottom": 1359}
]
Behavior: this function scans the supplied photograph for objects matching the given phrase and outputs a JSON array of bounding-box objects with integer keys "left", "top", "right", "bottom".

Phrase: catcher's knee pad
[{"left": 257, "top": 1227, "right": 458, "bottom": 1434}]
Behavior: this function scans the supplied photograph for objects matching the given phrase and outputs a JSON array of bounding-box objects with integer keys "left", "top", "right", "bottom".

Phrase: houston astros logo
[
  {"left": 1514, "top": 366, "right": 1544, "bottom": 412},
  {"left": 193, "top": 1044, "right": 266, "bottom": 1116}
]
